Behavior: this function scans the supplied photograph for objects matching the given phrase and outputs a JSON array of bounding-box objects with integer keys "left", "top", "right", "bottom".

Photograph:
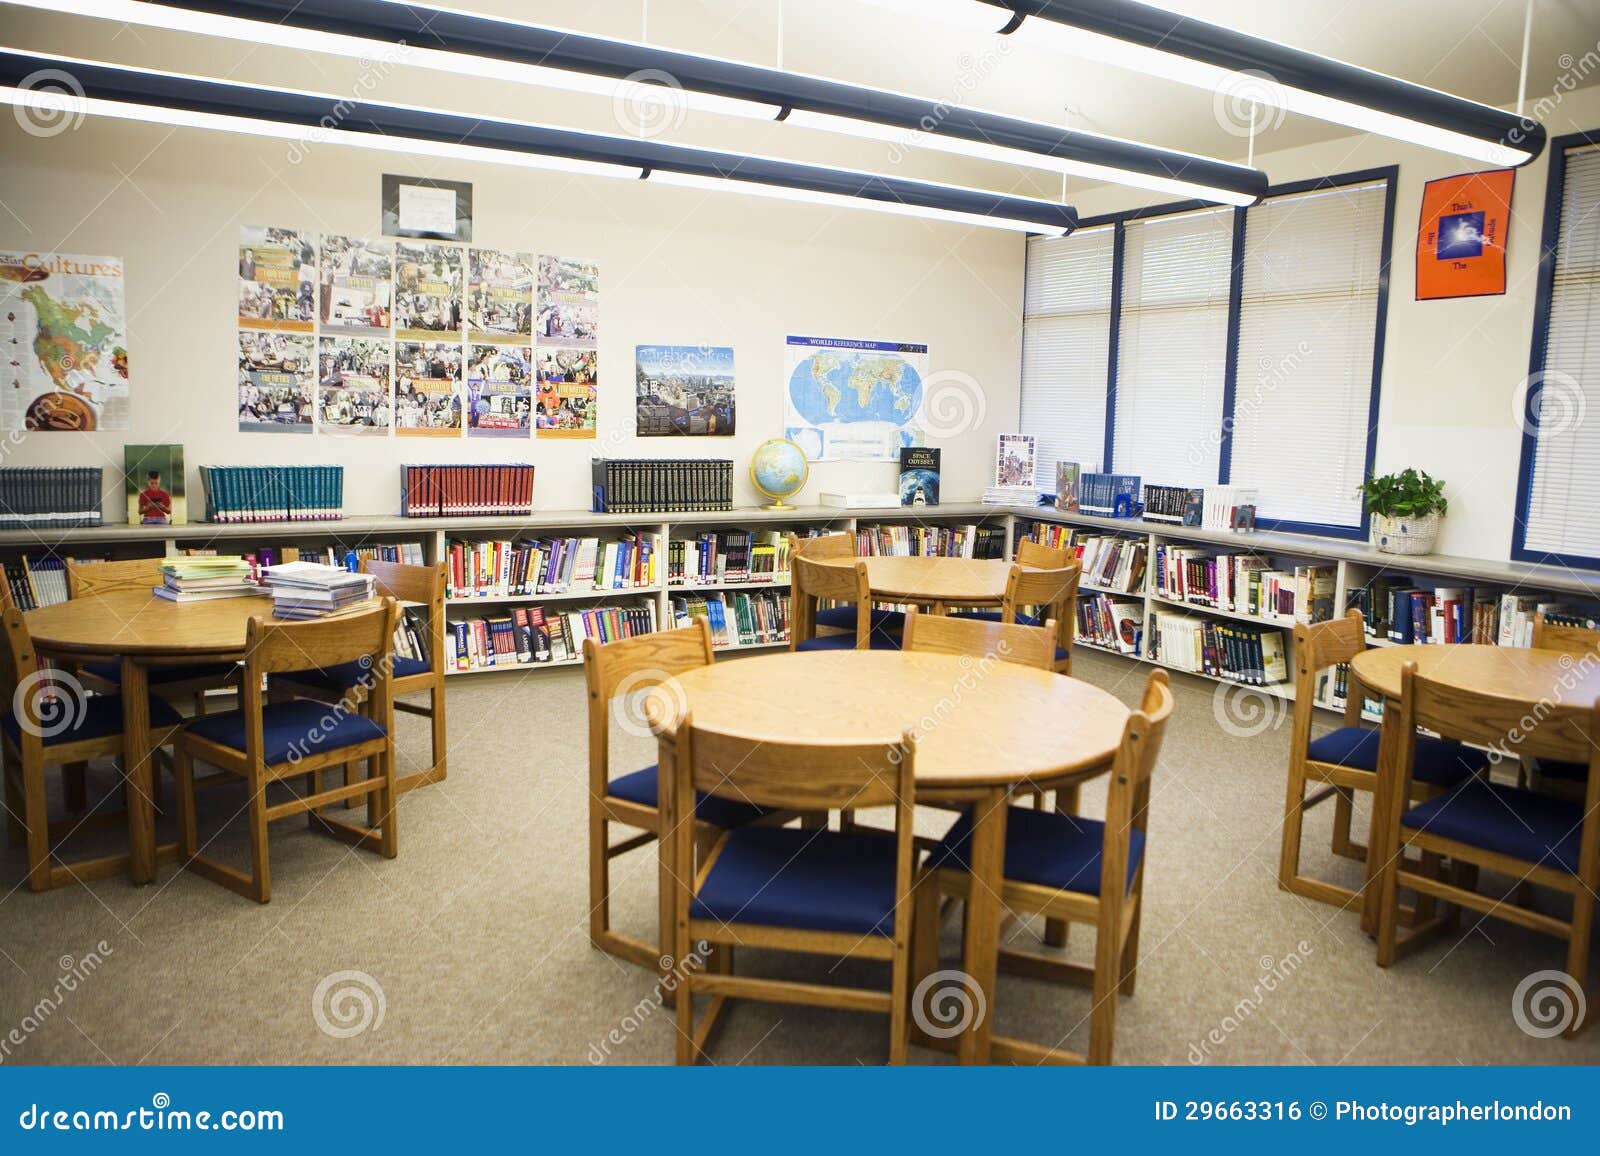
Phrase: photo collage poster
[{"left": 238, "top": 227, "right": 596, "bottom": 440}]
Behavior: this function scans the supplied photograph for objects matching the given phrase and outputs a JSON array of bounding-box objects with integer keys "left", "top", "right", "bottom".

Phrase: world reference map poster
[{"left": 783, "top": 335, "right": 927, "bottom": 462}]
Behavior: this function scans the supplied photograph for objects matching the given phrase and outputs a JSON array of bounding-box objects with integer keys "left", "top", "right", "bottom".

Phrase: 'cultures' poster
[{"left": 0, "top": 250, "right": 130, "bottom": 431}]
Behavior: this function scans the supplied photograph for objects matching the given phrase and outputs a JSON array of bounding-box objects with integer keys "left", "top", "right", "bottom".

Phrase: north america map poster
[
  {"left": 0, "top": 251, "right": 130, "bottom": 431},
  {"left": 783, "top": 335, "right": 927, "bottom": 462}
]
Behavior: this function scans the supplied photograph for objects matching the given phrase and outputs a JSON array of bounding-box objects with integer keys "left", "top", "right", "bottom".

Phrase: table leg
[
  {"left": 121, "top": 657, "right": 157, "bottom": 884},
  {"left": 1360, "top": 698, "right": 1399, "bottom": 936},
  {"left": 957, "top": 786, "right": 1008, "bottom": 1065}
]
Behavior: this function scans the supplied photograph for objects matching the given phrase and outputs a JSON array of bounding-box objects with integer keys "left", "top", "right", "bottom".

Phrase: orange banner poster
[{"left": 1416, "top": 169, "right": 1514, "bottom": 300}]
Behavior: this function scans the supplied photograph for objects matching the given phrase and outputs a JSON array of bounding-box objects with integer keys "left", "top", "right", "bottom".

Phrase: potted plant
[{"left": 1359, "top": 468, "right": 1447, "bottom": 555}]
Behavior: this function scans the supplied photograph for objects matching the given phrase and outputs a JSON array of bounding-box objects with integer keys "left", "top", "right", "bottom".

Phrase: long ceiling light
[
  {"left": 3, "top": 0, "right": 1268, "bottom": 206},
  {"left": 880, "top": 0, "right": 1545, "bottom": 166},
  {"left": 0, "top": 49, "right": 1079, "bottom": 235}
]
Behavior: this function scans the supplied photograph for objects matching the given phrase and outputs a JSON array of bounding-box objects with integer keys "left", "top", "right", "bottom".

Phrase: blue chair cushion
[
  {"left": 185, "top": 699, "right": 387, "bottom": 767},
  {"left": 1401, "top": 781, "right": 1584, "bottom": 874},
  {"left": 928, "top": 805, "right": 1144, "bottom": 896},
  {"left": 607, "top": 765, "right": 771, "bottom": 829},
  {"left": 814, "top": 606, "right": 905, "bottom": 633},
  {"left": 795, "top": 629, "right": 901, "bottom": 652},
  {"left": 271, "top": 655, "right": 430, "bottom": 693},
  {"left": 2, "top": 693, "right": 181, "bottom": 748},
  {"left": 1307, "top": 726, "right": 1485, "bottom": 787},
  {"left": 691, "top": 825, "right": 901, "bottom": 936},
  {"left": 83, "top": 660, "right": 238, "bottom": 686},
  {"left": 1536, "top": 759, "right": 1589, "bottom": 783}
]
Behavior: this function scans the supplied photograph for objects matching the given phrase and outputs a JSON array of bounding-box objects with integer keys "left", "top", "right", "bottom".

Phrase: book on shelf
[
  {"left": 857, "top": 523, "right": 1005, "bottom": 559},
  {"left": 446, "top": 534, "right": 656, "bottom": 598},
  {"left": 671, "top": 589, "right": 790, "bottom": 649},
  {"left": 1142, "top": 484, "right": 1191, "bottom": 524},
  {"left": 124, "top": 445, "right": 186, "bottom": 526},
  {"left": 261, "top": 560, "right": 376, "bottom": 619},
  {"left": 3, "top": 556, "right": 69, "bottom": 610},
  {"left": 1048, "top": 530, "right": 1147, "bottom": 593},
  {"left": 447, "top": 601, "right": 659, "bottom": 670},
  {"left": 668, "top": 529, "right": 791, "bottom": 586},
  {"left": 401, "top": 464, "right": 535, "bottom": 518},
  {"left": 1201, "top": 485, "right": 1258, "bottom": 532},
  {"left": 1146, "top": 609, "right": 1288, "bottom": 685},
  {"left": 0, "top": 467, "right": 103, "bottom": 529},
  {"left": 1077, "top": 594, "right": 1144, "bottom": 654},
  {"left": 1153, "top": 546, "right": 1333, "bottom": 624},
  {"left": 198, "top": 465, "right": 343, "bottom": 523},
  {"left": 1078, "top": 472, "right": 1141, "bottom": 517},
  {"left": 591, "top": 458, "right": 732, "bottom": 514},
  {"left": 899, "top": 447, "right": 940, "bottom": 507},
  {"left": 1054, "top": 461, "right": 1080, "bottom": 513},
  {"left": 1345, "top": 580, "right": 1580, "bottom": 646}
]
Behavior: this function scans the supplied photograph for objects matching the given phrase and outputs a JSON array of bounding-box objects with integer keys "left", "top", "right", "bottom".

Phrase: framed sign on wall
[
  {"left": 1415, "top": 169, "right": 1513, "bottom": 300},
  {"left": 382, "top": 174, "right": 473, "bottom": 243}
]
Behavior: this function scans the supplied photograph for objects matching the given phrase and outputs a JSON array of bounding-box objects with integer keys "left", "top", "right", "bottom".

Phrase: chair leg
[
  {"left": 1565, "top": 888, "right": 1595, "bottom": 1037},
  {"left": 658, "top": 823, "right": 676, "bottom": 991},
  {"left": 888, "top": 933, "right": 910, "bottom": 1066},
  {"left": 911, "top": 869, "right": 942, "bottom": 992},
  {"left": 1331, "top": 786, "right": 1360, "bottom": 859},
  {"left": 429, "top": 685, "right": 448, "bottom": 782},
  {"left": 366, "top": 754, "right": 383, "bottom": 830},
  {"left": 174, "top": 747, "right": 199, "bottom": 859},
  {"left": 1087, "top": 916, "right": 1122, "bottom": 1066},
  {"left": 377, "top": 752, "right": 398, "bottom": 860},
  {"left": 1278, "top": 757, "right": 1309, "bottom": 893},
  {"left": 1374, "top": 843, "right": 1404, "bottom": 968},
  {"left": 2, "top": 763, "right": 23, "bottom": 846},
  {"left": 344, "top": 759, "right": 357, "bottom": 810},
  {"left": 589, "top": 807, "right": 610, "bottom": 948},
  {"left": 21, "top": 760, "right": 51, "bottom": 892},
  {"left": 245, "top": 768, "right": 271, "bottom": 904},
  {"left": 1119, "top": 896, "right": 1144, "bottom": 997},
  {"left": 62, "top": 762, "right": 88, "bottom": 814}
]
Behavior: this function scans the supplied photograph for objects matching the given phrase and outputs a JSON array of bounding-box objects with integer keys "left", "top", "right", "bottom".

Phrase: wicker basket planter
[{"left": 1371, "top": 512, "right": 1441, "bottom": 555}]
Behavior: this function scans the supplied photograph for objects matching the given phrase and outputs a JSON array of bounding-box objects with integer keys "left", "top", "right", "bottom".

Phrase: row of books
[
  {"left": 856, "top": 523, "right": 1006, "bottom": 559},
  {"left": 400, "top": 464, "right": 535, "bottom": 518},
  {"left": 1145, "top": 609, "right": 1289, "bottom": 685},
  {"left": 1155, "top": 547, "right": 1335, "bottom": 624},
  {"left": 445, "top": 535, "right": 656, "bottom": 598},
  {"left": 182, "top": 541, "right": 424, "bottom": 576},
  {"left": 199, "top": 466, "right": 343, "bottom": 523},
  {"left": 448, "top": 602, "right": 661, "bottom": 669},
  {"left": 1350, "top": 579, "right": 1596, "bottom": 646},
  {"left": 1078, "top": 472, "right": 1142, "bottom": 517},
  {"left": 2, "top": 556, "right": 68, "bottom": 609},
  {"left": 1066, "top": 532, "right": 1148, "bottom": 593},
  {"left": 0, "top": 468, "right": 103, "bottom": 529},
  {"left": 591, "top": 458, "right": 734, "bottom": 514},
  {"left": 670, "top": 590, "right": 791, "bottom": 649},
  {"left": 667, "top": 530, "right": 790, "bottom": 586},
  {"left": 1077, "top": 595, "right": 1143, "bottom": 654},
  {"left": 1142, "top": 484, "right": 1192, "bottom": 524}
]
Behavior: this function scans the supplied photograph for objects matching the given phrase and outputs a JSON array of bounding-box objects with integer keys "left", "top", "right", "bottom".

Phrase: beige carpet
[{"left": 2, "top": 648, "right": 1595, "bottom": 1066}]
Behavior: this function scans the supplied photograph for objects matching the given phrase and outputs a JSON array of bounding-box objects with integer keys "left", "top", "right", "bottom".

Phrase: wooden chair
[
  {"left": 582, "top": 620, "right": 776, "bottom": 976},
  {"left": 1527, "top": 612, "right": 1600, "bottom": 794},
  {"left": 1374, "top": 662, "right": 1600, "bottom": 1036},
  {"left": 789, "top": 555, "right": 899, "bottom": 652},
  {"left": 790, "top": 533, "right": 904, "bottom": 642},
  {"left": 1279, "top": 609, "right": 1487, "bottom": 911},
  {"left": 915, "top": 669, "right": 1174, "bottom": 1065},
  {"left": 172, "top": 599, "right": 399, "bottom": 903},
  {"left": 271, "top": 559, "right": 447, "bottom": 794},
  {"left": 902, "top": 606, "right": 1056, "bottom": 672},
  {"left": 666, "top": 713, "right": 918, "bottom": 1064},
  {"left": 65, "top": 558, "right": 240, "bottom": 715},
  {"left": 0, "top": 604, "right": 184, "bottom": 891},
  {"left": 957, "top": 543, "right": 1079, "bottom": 674}
]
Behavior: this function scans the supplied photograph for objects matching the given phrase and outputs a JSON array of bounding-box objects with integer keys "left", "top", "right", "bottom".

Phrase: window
[
  {"left": 1517, "top": 136, "right": 1600, "bottom": 566},
  {"left": 1227, "top": 180, "right": 1390, "bottom": 532},
  {"left": 1018, "top": 225, "right": 1114, "bottom": 485},
  {"left": 1111, "top": 207, "right": 1235, "bottom": 487}
]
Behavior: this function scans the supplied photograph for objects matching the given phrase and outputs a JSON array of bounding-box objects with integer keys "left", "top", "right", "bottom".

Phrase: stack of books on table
[
  {"left": 261, "top": 561, "right": 376, "bottom": 621},
  {"left": 154, "top": 556, "right": 264, "bottom": 603}
]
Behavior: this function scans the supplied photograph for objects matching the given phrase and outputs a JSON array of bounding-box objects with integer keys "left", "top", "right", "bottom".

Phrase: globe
[{"left": 750, "top": 437, "right": 809, "bottom": 510}]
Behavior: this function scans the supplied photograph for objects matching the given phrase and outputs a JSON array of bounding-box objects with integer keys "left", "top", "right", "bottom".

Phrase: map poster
[
  {"left": 395, "top": 341, "right": 463, "bottom": 437},
  {"left": 536, "top": 347, "right": 597, "bottom": 438},
  {"left": 317, "top": 337, "right": 393, "bottom": 436},
  {"left": 636, "top": 344, "right": 735, "bottom": 436},
  {"left": 537, "top": 255, "right": 598, "bottom": 349},
  {"left": 466, "top": 344, "right": 533, "bottom": 438},
  {"left": 319, "top": 235, "right": 393, "bottom": 336},
  {"left": 467, "top": 249, "right": 535, "bottom": 343},
  {"left": 237, "top": 331, "right": 314, "bottom": 433},
  {"left": 239, "top": 226, "right": 315, "bottom": 333},
  {"left": 0, "top": 251, "right": 130, "bottom": 431},
  {"left": 783, "top": 335, "right": 928, "bottom": 462},
  {"left": 395, "top": 242, "right": 463, "bottom": 342}
]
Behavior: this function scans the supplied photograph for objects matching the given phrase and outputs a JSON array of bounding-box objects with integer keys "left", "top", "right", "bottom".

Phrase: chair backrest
[
  {"left": 1532, "top": 612, "right": 1600, "bottom": 660},
  {"left": 1002, "top": 560, "right": 1079, "bottom": 658},
  {"left": 902, "top": 606, "right": 1056, "bottom": 671},
  {"left": 790, "top": 555, "right": 871, "bottom": 647},
  {"left": 1292, "top": 608, "right": 1368, "bottom": 747},
  {"left": 582, "top": 619, "right": 714, "bottom": 798},
  {"left": 789, "top": 531, "right": 854, "bottom": 561},
  {"left": 65, "top": 557, "right": 161, "bottom": 599},
  {"left": 241, "top": 600, "right": 398, "bottom": 733},
  {"left": 1396, "top": 661, "right": 1599, "bottom": 777},
  {"left": 362, "top": 558, "right": 446, "bottom": 672},
  {"left": 1099, "top": 670, "right": 1175, "bottom": 908},
  {"left": 0, "top": 606, "right": 58, "bottom": 761},
  {"left": 1016, "top": 538, "right": 1070, "bottom": 569}
]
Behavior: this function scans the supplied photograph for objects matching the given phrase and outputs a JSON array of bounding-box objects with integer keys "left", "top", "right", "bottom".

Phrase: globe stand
[{"left": 761, "top": 500, "right": 795, "bottom": 511}]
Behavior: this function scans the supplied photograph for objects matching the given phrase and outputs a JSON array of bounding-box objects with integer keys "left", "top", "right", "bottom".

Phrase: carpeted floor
[{"left": 2, "top": 647, "right": 1595, "bottom": 1066}]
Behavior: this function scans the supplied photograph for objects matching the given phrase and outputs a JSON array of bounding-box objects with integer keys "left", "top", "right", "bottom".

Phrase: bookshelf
[{"left": 3, "top": 503, "right": 1594, "bottom": 708}]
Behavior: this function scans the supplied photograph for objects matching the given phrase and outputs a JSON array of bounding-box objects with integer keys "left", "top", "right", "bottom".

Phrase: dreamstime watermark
[
  {"left": 17, "top": 1093, "right": 283, "bottom": 1133},
  {"left": 10, "top": 668, "right": 88, "bottom": 740},
  {"left": 1504, "top": 39, "right": 1600, "bottom": 152},
  {"left": 1512, "top": 969, "right": 1587, "bottom": 1038},
  {"left": 311, "top": 970, "right": 386, "bottom": 1039},
  {"left": 285, "top": 42, "right": 412, "bottom": 165},
  {"left": 1482, "top": 646, "right": 1600, "bottom": 769},
  {"left": 0, "top": 942, "right": 113, "bottom": 1064},
  {"left": 282, "top": 652, "right": 397, "bottom": 766},
  {"left": 1212, "top": 676, "right": 1289, "bottom": 739},
  {"left": 890, "top": 643, "right": 1015, "bottom": 762},
  {"left": 885, "top": 40, "right": 1013, "bottom": 167},
  {"left": 1188, "top": 342, "right": 1312, "bottom": 467},
  {"left": 912, "top": 968, "right": 986, "bottom": 1039},
  {"left": 611, "top": 667, "right": 689, "bottom": 740},
  {"left": 1187, "top": 941, "right": 1313, "bottom": 1063},
  {"left": 612, "top": 69, "right": 688, "bottom": 139},
  {"left": 1510, "top": 368, "right": 1587, "bottom": 440},
  {"left": 1211, "top": 70, "right": 1287, "bottom": 139},
  {"left": 12, "top": 68, "right": 85, "bottom": 139},
  {"left": 587, "top": 941, "right": 710, "bottom": 1063},
  {"left": 919, "top": 369, "right": 988, "bottom": 438}
]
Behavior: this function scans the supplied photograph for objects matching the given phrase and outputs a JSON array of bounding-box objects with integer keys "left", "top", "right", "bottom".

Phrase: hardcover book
[
  {"left": 899, "top": 447, "right": 940, "bottom": 507},
  {"left": 124, "top": 443, "right": 185, "bottom": 526},
  {"left": 1055, "top": 461, "right": 1080, "bottom": 512}
]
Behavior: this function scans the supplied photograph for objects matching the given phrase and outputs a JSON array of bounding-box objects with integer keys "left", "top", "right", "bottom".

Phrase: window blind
[
  {"left": 1112, "top": 207, "right": 1235, "bottom": 487},
  {"left": 1227, "top": 180, "right": 1388, "bottom": 529},
  {"left": 1019, "top": 225, "right": 1114, "bottom": 485},
  {"left": 1523, "top": 143, "right": 1600, "bottom": 563}
]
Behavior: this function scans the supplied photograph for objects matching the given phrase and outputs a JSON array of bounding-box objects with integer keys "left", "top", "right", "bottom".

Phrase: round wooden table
[
  {"left": 813, "top": 555, "right": 1018, "bottom": 608},
  {"left": 658, "top": 648, "right": 1130, "bottom": 1063},
  {"left": 27, "top": 589, "right": 274, "bottom": 883}
]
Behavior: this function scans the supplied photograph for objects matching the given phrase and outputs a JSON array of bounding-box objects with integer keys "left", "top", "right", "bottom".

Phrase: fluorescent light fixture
[
  {"left": 8, "top": 0, "right": 1267, "bottom": 205},
  {"left": 855, "top": 0, "right": 1017, "bottom": 33},
  {"left": 0, "top": 48, "right": 1078, "bottom": 234},
  {"left": 975, "top": 0, "right": 1544, "bottom": 166}
]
